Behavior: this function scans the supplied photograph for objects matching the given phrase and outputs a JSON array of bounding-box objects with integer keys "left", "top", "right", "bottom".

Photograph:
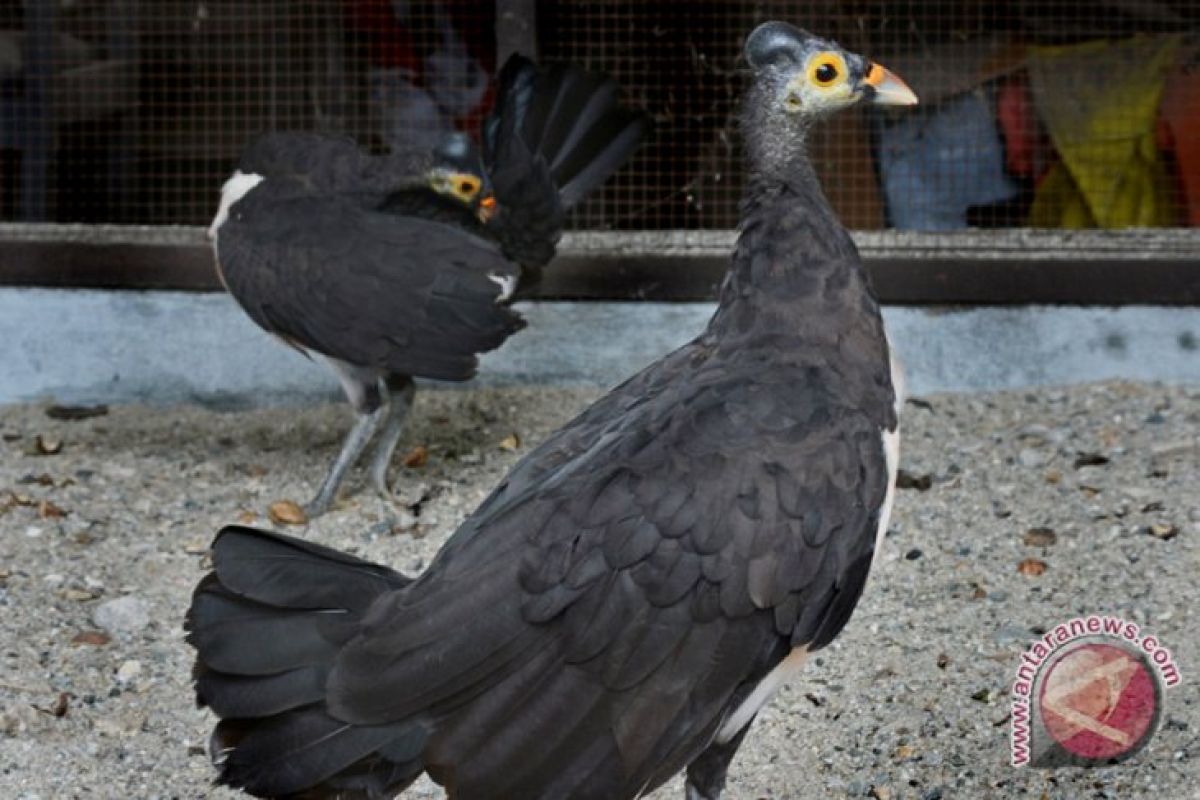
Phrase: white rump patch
[
  {"left": 717, "top": 647, "right": 809, "bottom": 743},
  {"left": 209, "top": 170, "right": 264, "bottom": 241},
  {"left": 876, "top": 343, "right": 904, "bottom": 554},
  {"left": 877, "top": 425, "right": 901, "bottom": 553},
  {"left": 488, "top": 272, "right": 517, "bottom": 303}
]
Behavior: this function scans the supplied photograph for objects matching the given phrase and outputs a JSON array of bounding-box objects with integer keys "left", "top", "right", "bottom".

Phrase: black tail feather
[
  {"left": 520, "top": 65, "right": 606, "bottom": 160},
  {"left": 185, "top": 526, "right": 421, "bottom": 799},
  {"left": 210, "top": 525, "right": 406, "bottom": 610},
  {"left": 195, "top": 661, "right": 328, "bottom": 719},
  {"left": 489, "top": 54, "right": 647, "bottom": 213},
  {"left": 482, "top": 55, "right": 540, "bottom": 166},
  {"left": 189, "top": 582, "right": 353, "bottom": 675},
  {"left": 484, "top": 54, "right": 647, "bottom": 269},
  {"left": 552, "top": 109, "right": 647, "bottom": 210},
  {"left": 542, "top": 81, "right": 619, "bottom": 174},
  {"left": 212, "top": 706, "right": 399, "bottom": 797}
]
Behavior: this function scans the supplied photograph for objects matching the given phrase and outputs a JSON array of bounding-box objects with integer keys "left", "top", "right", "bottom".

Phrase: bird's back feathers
[
  {"left": 217, "top": 184, "right": 525, "bottom": 382},
  {"left": 237, "top": 131, "right": 432, "bottom": 198}
]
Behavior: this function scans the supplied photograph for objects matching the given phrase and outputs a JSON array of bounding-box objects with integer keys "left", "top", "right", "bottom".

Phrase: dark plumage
[
  {"left": 210, "top": 56, "right": 647, "bottom": 516},
  {"left": 187, "top": 22, "right": 917, "bottom": 799}
]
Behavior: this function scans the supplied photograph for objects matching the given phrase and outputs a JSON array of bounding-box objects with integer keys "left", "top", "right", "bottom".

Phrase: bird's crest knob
[{"left": 744, "top": 21, "right": 813, "bottom": 69}]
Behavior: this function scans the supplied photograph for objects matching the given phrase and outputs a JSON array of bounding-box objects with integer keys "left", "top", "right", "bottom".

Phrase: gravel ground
[{"left": 1, "top": 381, "right": 1197, "bottom": 799}]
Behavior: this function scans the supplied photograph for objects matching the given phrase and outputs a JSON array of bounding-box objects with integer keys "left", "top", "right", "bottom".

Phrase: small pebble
[
  {"left": 115, "top": 660, "right": 142, "bottom": 685},
  {"left": 1017, "top": 448, "right": 1047, "bottom": 468},
  {"left": 92, "top": 596, "right": 150, "bottom": 635}
]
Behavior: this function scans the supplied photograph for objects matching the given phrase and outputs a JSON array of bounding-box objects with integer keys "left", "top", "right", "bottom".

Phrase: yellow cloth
[{"left": 1028, "top": 36, "right": 1180, "bottom": 228}]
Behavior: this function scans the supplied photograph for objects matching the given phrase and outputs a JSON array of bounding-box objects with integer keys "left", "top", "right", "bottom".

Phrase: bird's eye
[
  {"left": 808, "top": 53, "right": 845, "bottom": 88},
  {"left": 457, "top": 178, "right": 479, "bottom": 196}
]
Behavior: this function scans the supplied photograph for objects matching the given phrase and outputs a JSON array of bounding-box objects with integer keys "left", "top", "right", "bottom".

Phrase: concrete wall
[{"left": 1, "top": 287, "right": 1197, "bottom": 407}]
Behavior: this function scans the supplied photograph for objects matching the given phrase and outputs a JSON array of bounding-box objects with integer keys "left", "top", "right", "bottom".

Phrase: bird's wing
[
  {"left": 217, "top": 185, "right": 524, "bottom": 382},
  {"left": 325, "top": 349, "right": 892, "bottom": 796}
]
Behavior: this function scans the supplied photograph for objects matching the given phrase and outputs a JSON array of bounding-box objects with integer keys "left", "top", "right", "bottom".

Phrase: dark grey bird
[
  {"left": 186, "top": 22, "right": 917, "bottom": 799},
  {"left": 209, "top": 56, "right": 646, "bottom": 517}
]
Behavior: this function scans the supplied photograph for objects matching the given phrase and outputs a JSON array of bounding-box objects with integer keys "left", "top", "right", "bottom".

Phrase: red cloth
[
  {"left": 996, "top": 76, "right": 1051, "bottom": 181},
  {"left": 345, "top": 1, "right": 497, "bottom": 135},
  {"left": 1158, "top": 69, "right": 1200, "bottom": 226},
  {"left": 347, "top": 0, "right": 423, "bottom": 74}
]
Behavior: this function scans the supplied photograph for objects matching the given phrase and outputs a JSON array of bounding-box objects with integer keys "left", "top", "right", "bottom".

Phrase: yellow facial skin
[
  {"left": 426, "top": 169, "right": 498, "bottom": 223},
  {"left": 782, "top": 50, "right": 917, "bottom": 113},
  {"left": 783, "top": 50, "right": 857, "bottom": 114},
  {"left": 429, "top": 170, "right": 485, "bottom": 206}
]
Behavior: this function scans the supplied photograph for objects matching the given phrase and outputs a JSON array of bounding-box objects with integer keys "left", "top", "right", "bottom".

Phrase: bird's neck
[{"left": 707, "top": 132, "right": 881, "bottom": 350}]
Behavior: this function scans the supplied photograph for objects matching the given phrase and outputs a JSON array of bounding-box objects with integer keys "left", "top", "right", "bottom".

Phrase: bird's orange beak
[
  {"left": 479, "top": 195, "right": 498, "bottom": 222},
  {"left": 865, "top": 63, "right": 919, "bottom": 106}
]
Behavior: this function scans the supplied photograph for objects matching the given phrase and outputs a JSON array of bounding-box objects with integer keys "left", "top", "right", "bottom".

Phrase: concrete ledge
[
  {"left": 1, "top": 287, "right": 1198, "bottom": 407},
  {"left": 4, "top": 223, "right": 1198, "bottom": 258}
]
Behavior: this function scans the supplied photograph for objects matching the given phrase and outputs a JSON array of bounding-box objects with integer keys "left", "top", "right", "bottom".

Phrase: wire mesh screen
[{"left": 1, "top": 1, "right": 1197, "bottom": 231}]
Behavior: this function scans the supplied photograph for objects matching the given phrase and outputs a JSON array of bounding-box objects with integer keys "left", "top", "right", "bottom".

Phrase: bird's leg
[
  {"left": 684, "top": 721, "right": 754, "bottom": 800},
  {"left": 304, "top": 359, "right": 386, "bottom": 517},
  {"left": 304, "top": 405, "right": 386, "bottom": 517},
  {"left": 366, "top": 375, "right": 416, "bottom": 501}
]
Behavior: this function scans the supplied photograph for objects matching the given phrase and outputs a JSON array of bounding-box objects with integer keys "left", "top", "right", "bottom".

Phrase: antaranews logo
[{"left": 1010, "top": 615, "right": 1181, "bottom": 767}]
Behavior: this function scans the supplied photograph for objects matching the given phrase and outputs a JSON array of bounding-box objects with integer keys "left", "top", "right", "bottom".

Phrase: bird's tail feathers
[
  {"left": 185, "top": 526, "right": 419, "bottom": 798},
  {"left": 487, "top": 55, "right": 647, "bottom": 212},
  {"left": 550, "top": 108, "right": 647, "bottom": 209}
]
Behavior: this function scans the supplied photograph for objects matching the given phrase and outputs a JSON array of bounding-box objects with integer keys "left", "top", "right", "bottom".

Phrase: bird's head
[
  {"left": 742, "top": 22, "right": 917, "bottom": 160},
  {"left": 427, "top": 133, "right": 497, "bottom": 222}
]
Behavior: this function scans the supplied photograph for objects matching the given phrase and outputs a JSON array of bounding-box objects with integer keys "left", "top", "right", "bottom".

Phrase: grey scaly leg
[
  {"left": 304, "top": 404, "right": 386, "bottom": 517},
  {"left": 366, "top": 376, "right": 416, "bottom": 501},
  {"left": 303, "top": 358, "right": 385, "bottom": 517}
]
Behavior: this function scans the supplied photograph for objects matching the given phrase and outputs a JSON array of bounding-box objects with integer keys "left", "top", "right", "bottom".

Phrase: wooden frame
[{"left": 1, "top": 224, "right": 1196, "bottom": 305}]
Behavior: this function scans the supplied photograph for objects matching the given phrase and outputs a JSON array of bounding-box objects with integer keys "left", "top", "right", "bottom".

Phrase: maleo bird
[
  {"left": 209, "top": 56, "right": 646, "bottom": 517},
  {"left": 186, "top": 22, "right": 917, "bottom": 799}
]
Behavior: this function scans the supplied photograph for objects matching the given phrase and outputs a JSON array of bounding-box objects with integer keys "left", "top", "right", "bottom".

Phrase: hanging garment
[
  {"left": 1027, "top": 36, "right": 1181, "bottom": 228},
  {"left": 877, "top": 87, "right": 1019, "bottom": 230},
  {"left": 1157, "top": 66, "right": 1200, "bottom": 226}
]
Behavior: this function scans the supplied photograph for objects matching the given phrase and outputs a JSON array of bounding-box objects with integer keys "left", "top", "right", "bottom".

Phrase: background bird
[
  {"left": 209, "top": 56, "right": 647, "bottom": 517},
  {"left": 186, "top": 22, "right": 917, "bottom": 800}
]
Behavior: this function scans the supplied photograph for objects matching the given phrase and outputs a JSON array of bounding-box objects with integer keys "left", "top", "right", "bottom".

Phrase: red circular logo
[{"left": 1038, "top": 641, "right": 1159, "bottom": 762}]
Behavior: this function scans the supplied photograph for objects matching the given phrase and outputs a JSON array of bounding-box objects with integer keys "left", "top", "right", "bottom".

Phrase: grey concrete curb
[{"left": 1, "top": 287, "right": 1197, "bottom": 407}]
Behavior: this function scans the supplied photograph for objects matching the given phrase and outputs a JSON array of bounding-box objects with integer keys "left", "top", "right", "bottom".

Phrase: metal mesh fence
[{"left": 2, "top": 1, "right": 1197, "bottom": 231}]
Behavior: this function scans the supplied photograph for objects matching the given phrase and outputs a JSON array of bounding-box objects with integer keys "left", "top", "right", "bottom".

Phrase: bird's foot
[
  {"left": 368, "top": 462, "right": 395, "bottom": 505},
  {"left": 302, "top": 490, "right": 339, "bottom": 519},
  {"left": 374, "top": 478, "right": 429, "bottom": 515}
]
